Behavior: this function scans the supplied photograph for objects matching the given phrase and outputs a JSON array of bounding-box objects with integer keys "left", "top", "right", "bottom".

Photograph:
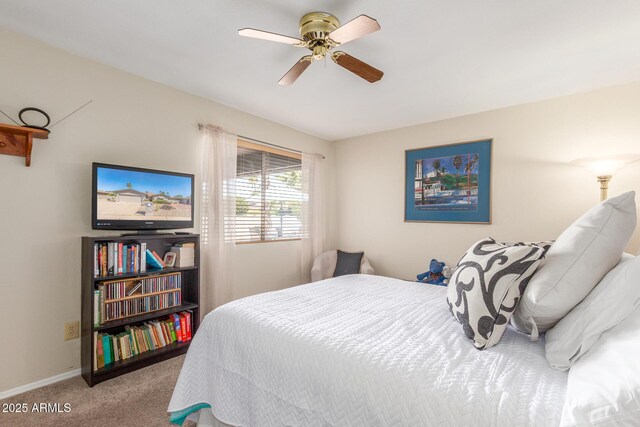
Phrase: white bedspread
[{"left": 169, "top": 274, "right": 567, "bottom": 426}]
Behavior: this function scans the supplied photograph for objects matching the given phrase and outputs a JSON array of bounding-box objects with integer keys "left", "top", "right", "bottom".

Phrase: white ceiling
[{"left": 1, "top": 1, "right": 640, "bottom": 141}]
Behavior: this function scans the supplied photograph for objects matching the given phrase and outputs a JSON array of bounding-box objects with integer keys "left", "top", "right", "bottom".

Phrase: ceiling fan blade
[
  {"left": 278, "top": 56, "right": 314, "bottom": 86},
  {"left": 238, "top": 28, "right": 305, "bottom": 46},
  {"left": 328, "top": 15, "right": 380, "bottom": 45},
  {"left": 331, "top": 51, "right": 383, "bottom": 83}
]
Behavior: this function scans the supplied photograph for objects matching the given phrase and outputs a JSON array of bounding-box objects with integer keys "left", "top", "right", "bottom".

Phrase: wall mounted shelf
[{"left": 0, "top": 123, "right": 49, "bottom": 167}]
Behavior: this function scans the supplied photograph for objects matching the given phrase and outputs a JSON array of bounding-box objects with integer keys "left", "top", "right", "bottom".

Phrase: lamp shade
[{"left": 571, "top": 154, "right": 640, "bottom": 176}]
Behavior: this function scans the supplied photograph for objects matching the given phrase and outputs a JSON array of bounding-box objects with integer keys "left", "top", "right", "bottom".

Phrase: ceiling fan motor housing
[{"left": 299, "top": 12, "right": 340, "bottom": 47}]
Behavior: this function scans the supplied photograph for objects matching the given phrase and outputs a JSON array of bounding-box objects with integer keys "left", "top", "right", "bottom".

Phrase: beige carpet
[{"left": 0, "top": 355, "right": 196, "bottom": 427}]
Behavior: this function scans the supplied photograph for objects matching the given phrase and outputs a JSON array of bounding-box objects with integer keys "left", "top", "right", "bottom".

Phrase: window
[{"left": 235, "top": 140, "right": 302, "bottom": 243}]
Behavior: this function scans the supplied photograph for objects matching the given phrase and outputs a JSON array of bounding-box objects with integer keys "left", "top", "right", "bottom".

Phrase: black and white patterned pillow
[
  {"left": 502, "top": 240, "right": 554, "bottom": 255},
  {"left": 447, "top": 238, "right": 546, "bottom": 350}
]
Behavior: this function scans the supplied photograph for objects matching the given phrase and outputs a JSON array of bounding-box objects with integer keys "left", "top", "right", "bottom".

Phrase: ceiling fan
[{"left": 238, "top": 12, "right": 383, "bottom": 85}]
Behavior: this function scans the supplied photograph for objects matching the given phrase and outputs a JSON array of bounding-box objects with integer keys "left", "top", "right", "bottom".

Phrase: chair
[{"left": 311, "top": 250, "right": 374, "bottom": 282}]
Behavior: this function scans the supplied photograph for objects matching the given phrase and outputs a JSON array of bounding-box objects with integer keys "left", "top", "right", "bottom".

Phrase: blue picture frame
[{"left": 405, "top": 139, "right": 492, "bottom": 223}]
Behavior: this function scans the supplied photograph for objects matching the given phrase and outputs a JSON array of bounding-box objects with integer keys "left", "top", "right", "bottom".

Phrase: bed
[{"left": 168, "top": 274, "right": 567, "bottom": 426}]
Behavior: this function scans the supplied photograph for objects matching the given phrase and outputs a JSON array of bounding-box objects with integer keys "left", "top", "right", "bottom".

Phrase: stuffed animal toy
[{"left": 417, "top": 259, "right": 448, "bottom": 286}]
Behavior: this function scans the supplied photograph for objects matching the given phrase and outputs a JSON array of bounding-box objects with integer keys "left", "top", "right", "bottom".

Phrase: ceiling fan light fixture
[{"left": 312, "top": 45, "right": 328, "bottom": 60}]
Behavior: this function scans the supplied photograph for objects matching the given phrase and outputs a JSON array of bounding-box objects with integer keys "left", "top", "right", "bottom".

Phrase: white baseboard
[{"left": 0, "top": 369, "right": 81, "bottom": 401}]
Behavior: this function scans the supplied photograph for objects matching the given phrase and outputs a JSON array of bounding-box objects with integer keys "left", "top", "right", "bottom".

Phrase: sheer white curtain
[
  {"left": 200, "top": 125, "right": 237, "bottom": 315},
  {"left": 300, "top": 153, "right": 325, "bottom": 283}
]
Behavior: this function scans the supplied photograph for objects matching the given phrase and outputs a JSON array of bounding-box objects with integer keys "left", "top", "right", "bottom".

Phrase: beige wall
[
  {"left": 335, "top": 82, "right": 640, "bottom": 280},
  {"left": 0, "top": 30, "right": 336, "bottom": 393}
]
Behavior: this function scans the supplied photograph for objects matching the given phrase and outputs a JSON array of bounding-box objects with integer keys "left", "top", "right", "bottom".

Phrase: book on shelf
[
  {"left": 95, "top": 273, "right": 182, "bottom": 325},
  {"left": 96, "top": 332, "right": 104, "bottom": 370},
  {"left": 145, "top": 249, "right": 164, "bottom": 270},
  {"left": 111, "top": 335, "right": 119, "bottom": 362},
  {"left": 179, "top": 313, "right": 187, "bottom": 340},
  {"left": 93, "top": 332, "right": 98, "bottom": 371},
  {"left": 151, "top": 250, "right": 166, "bottom": 267},
  {"left": 171, "top": 313, "right": 182, "bottom": 342},
  {"left": 103, "top": 335, "right": 113, "bottom": 365},
  {"left": 93, "top": 290, "right": 101, "bottom": 327},
  {"left": 93, "top": 242, "right": 147, "bottom": 277},
  {"left": 93, "top": 311, "right": 193, "bottom": 372}
]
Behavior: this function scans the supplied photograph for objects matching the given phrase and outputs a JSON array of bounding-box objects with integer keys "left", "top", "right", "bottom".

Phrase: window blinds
[{"left": 236, "top": 145, "right": 302, "bottom": 243}]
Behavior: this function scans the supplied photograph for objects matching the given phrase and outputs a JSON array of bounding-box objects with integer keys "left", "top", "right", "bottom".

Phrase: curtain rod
[{"left": 198, "top": 123, "right": 324, "bottom": 160}]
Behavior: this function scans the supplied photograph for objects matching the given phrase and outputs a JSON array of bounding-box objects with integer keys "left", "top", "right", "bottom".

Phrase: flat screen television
[{"left": 92, "top": 162, "right": 194, "bottom": 231}]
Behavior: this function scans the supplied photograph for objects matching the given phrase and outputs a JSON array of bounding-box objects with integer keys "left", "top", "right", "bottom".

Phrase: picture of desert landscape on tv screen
[{"left": 96, "top": 167, "right": 192, "bottom": 221}]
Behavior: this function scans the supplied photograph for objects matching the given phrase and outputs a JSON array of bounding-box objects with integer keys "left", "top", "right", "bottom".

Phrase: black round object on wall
[{"left": 18, "top": 107, "right": 51, "bottom": 131}]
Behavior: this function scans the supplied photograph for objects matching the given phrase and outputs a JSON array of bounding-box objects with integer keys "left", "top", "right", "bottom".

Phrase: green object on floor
[{"left": 170, "top": 403, "right": 212, "bottom": 425}]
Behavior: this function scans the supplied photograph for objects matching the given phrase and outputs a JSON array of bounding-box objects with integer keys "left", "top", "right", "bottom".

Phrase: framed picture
[
  {"left": 163, "top": 251, "right": 177, "bottom": 268},
  {"left": 405, "top": 139, "right": 492, "bottom": 223}
]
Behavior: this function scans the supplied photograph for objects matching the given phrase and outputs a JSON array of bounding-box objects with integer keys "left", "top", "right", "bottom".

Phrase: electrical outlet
[{"left": 64, "top": 321, "right": 80, "bottom": 341}]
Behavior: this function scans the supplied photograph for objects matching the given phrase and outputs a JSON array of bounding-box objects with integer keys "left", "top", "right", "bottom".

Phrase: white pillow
[
  {"left": 512, "top": 191, "right": 637, "bottom": 335},
  {"left": 560, "top": 304, "right": 640, "bottom": 427},
  {"left": 545, "top": 253, "right": 638, "bottom": 371}
]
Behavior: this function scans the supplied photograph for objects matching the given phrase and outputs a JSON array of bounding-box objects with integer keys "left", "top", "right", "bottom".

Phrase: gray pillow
[
  {"left": 512, "top": 191, "right": 637, "bottom": 335},
  {"left": 333, "top": 250, "right": 364, "bottom": 277}
]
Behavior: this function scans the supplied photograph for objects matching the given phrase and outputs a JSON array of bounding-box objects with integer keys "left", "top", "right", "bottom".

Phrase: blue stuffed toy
[{"left": 417, "top": 259, "right": 449, "bottom": 286}]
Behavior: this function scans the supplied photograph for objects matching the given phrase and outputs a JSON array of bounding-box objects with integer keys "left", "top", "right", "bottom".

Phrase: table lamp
[{"left": 571, "top": 154, "right": 640, "bottom": 201}]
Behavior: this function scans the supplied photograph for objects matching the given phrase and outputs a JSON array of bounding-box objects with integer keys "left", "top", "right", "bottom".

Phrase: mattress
[{"left": 169, "top": 274, "right": 567, "bottom": 426}]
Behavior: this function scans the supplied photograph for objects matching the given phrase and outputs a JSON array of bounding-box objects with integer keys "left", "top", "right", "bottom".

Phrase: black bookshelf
[{"left": 81, "top": 234, "right": 200, "bottom": 387}]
